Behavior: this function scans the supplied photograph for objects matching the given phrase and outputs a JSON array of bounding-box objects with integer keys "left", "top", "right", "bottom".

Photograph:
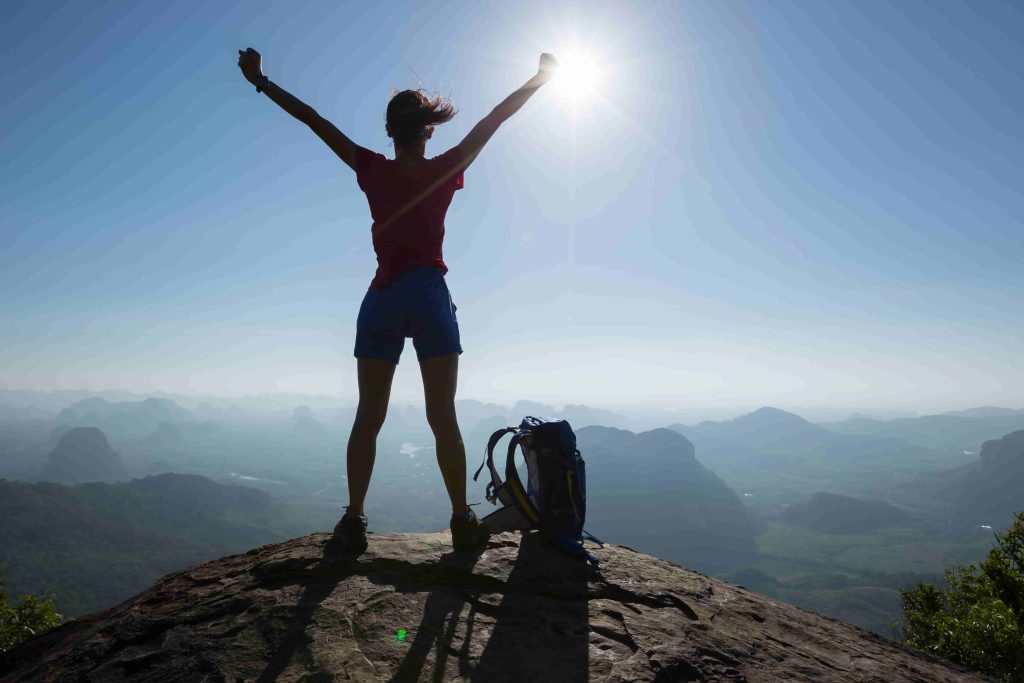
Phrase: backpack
[{"left": 472, "top": 416, "right": 603, "bottom": 565}]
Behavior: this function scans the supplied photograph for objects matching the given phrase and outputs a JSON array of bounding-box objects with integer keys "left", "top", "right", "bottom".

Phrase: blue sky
[{"left": 2, "top": 0, "right": 1022, "bottom": 414}]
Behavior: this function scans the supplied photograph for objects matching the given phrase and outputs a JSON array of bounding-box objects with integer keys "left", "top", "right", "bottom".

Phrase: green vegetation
[
  {"left": 897, "top": 512, "right": 1024, "bottom": 682},
  {"left": 0, "top": 576, "right": 62, "bottom": 654},
  {"left": 0, "top": 475, "right": 338, "bottom": 616},
  {"left": 736, "top": 523, "right": 993, "bottom": 635}
]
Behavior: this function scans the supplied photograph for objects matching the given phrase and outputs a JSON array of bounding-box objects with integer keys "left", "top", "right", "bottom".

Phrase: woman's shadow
[{"left": 390, "top": 532, "right": 595, "bottom": 683}]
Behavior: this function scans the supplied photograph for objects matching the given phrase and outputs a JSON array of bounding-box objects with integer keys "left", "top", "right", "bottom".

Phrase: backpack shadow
[{"left": 390, "top": 531, "right": 595, "bottom": 683}]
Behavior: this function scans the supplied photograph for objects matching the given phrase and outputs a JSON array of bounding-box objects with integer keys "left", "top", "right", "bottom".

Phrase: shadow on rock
[
  {"left": 256, "top": 539, "right": 366, "bottom": 682},
  {"left": 390, "top": 532, "right": 595, "bottom": 683}
]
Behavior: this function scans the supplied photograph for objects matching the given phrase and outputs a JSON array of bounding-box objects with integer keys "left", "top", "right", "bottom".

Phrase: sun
[{"left": 552, "top": 45, "right": 602, "bottom": 106}]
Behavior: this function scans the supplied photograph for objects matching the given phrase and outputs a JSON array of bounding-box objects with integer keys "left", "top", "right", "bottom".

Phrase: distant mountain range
[
  {"left": 668, "top": 407, "right": 957, "bottom": 506},
  {"left": 56, "top": 397, "right": 196, "bottom": 442},
  {"left": 940, "top": 406, "right": 1024, "bottom": 418},
  {"left": 820, "top": 411, "right": 1024, "bottom": 452}
]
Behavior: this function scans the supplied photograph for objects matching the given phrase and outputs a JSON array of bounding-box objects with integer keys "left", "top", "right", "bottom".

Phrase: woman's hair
[{"left": 385, "top": 88, "right": 456, "bottom": 148}]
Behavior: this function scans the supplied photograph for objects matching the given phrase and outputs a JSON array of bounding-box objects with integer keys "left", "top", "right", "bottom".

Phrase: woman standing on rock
[{"left": 236, "top": 47, "right": 558, "bottom": 551}]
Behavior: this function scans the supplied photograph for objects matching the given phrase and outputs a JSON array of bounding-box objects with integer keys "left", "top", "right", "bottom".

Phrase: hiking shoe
[
  {"left": 450, "top": 506, "right": 490, "bottom": 550},
  {"left": 332, "top": 507, "right": 368, "bottom": 551}
]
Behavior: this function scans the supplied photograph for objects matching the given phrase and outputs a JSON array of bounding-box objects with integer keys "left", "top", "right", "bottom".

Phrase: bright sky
[{"left": 3, "top": 0, "right": 1022, "bottom": 413}]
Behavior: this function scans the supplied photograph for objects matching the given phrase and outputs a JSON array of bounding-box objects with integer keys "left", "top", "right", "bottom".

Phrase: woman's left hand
[{"left": 237, "top": 47, "right": 264, "bottom": 84}]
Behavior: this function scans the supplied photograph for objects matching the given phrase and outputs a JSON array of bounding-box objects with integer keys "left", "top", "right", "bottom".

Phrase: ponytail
[{"left": 386, "top": 89, "right": 457, "bottom": 148}]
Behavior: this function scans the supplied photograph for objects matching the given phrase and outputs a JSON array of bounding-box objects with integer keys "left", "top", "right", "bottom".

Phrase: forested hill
[{"left": 0, "top": 474, "right": 317, "bottom": 616}]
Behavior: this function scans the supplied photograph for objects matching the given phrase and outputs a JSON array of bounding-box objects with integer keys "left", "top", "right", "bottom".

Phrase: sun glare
[{"left": 553, "top": 45, "right": 602, "bottom": 106}]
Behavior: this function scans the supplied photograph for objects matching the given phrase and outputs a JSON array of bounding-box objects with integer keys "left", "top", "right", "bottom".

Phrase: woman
[{"left": 236, "top": 47, "right": 558, "bottom": 550}]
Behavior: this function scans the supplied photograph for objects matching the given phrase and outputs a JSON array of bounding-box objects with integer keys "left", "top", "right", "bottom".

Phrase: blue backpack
[{"left": 472, "top": 416, "right": 603, "bottom": 565}]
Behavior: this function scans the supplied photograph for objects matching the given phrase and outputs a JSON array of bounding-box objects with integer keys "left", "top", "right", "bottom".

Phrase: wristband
[{"left": 254, "top": 75, "right": 270, "bottom": 93}]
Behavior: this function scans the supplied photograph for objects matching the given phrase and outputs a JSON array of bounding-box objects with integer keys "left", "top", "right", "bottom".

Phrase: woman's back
[{"left": 354, "top": 145, "right": 465, "bottom": 290}]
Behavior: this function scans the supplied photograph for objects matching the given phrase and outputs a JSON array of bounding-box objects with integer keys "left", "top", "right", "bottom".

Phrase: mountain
[
  {"left": 576, "top": 426, "right": 757, "bottom": 573},
  {"left": 0, "top": 474, "right": 324, "bottom": 616},
  {"left": 38, "top": 427, "right": 125, "bottom": 484},
  {"left": 290, "top": 405, "right": 331, "bottom": 441},
  {"left": 873, "top": 428, "right": 1024, "bottom": 526},
  {"left": 675, "top": 406, "right": 823, "bottom": 444},
  {"left": 954, "top": 429, "right": 1024, "bottom": 524},
  {"left": 821, "top": 412, "right": 1024, "bottom": 453},
  {"left": 0, "top": 531, "right": 985, "bottom": 681},
  {"left": 56, "top": 397, "right": 195, "bottom": 442},
  {"left": 668, "top": 407, "right": 955, "bottom": 506},
  {"left": 941, "top": 405, "right": 1024, "bottom": 418},
  {"left": 782, "top": 492, "right": 915, "bottom": 534},
  {"left": 141, "top": 421, "right": 185, "bottom": 450},
  {"left": 462, "top": 401, "right": 629, "bottom": 430},
  {"left": 557, "top": 403, "right": 629, "bottom": 429},
  {"left": 465, "top": 415, "right": 509, "bottom": 461}
]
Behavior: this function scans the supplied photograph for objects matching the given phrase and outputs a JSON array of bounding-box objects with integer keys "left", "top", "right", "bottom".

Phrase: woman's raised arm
[
  {"left": 237, "top": 47, "right": 357, "bottom": 170},
  {"left": 455, "top": 53, "right": 558, "bottom": 167}
]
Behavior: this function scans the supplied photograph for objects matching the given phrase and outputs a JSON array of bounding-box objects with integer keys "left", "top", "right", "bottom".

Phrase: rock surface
[{"left": 0, "top": 531, "right": 987, "bottom": 682}]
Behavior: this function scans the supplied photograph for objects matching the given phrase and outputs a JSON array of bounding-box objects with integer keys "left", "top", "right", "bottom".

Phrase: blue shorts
[{"left": 354, "top": 266, "right": 463, "bottom": 364}]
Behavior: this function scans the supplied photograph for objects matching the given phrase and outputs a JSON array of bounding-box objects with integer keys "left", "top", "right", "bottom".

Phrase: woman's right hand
[
  {"left": 537, "top": 53, "right": 559, "bottom": 82},
  {"left": 237, "top": 47, "right": 264, "bottom": 85}
]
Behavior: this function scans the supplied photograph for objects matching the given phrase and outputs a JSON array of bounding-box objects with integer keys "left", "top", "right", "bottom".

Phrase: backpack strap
[
  {"left": 504, "top": 431, "right": 542, "bottom": 525},
  {"left": 546, "top": 533, "right": 601, "bottom": 566},
  {"left": 473, "top": 427, "right": 517, "bottom": 505}
]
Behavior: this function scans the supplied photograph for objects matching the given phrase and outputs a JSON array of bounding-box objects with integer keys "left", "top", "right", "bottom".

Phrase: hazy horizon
[
  {"left": 3, "top": 386, "right": 1022, "bottom": 426},
  {"left": 3, "top": 1, "right": 1022, "bottom": 414}
]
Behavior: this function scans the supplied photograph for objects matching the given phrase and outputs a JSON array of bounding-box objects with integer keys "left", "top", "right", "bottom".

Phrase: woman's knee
[
  {"left": 425, "top": 403, "right": 459, "bottom": 438},
  {"left": 354, "top": 402, "right": 388, "bottom": 435}
]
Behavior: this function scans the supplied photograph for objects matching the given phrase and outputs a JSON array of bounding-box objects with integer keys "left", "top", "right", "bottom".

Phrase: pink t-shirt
[{"left": 354, "top": 145, "right": 465, "bottom": 290}]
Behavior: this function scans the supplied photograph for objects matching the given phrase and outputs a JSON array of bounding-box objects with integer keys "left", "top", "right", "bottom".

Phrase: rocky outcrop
[
  {"left": 38, "top": 426, "right": 125, "bottom": 484},
  {"left": 0, "top": 531, "right": 984, "bottom": 682},
  {"left": 957, "top": 429, "right": 1024, "bottom": 522},
  {"left": 978, "top": 429, "right": 1024, "bottom": 475},
  {"left": 578, "top": 426, "right": 757, "bottom": 573}
]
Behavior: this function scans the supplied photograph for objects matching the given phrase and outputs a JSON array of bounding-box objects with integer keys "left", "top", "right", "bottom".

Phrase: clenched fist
[{"left": 237, "top": 47, "right": 263, "bottom": 85}]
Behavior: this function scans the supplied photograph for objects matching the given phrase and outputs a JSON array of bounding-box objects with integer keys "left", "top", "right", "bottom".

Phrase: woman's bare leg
[
  {"left": 346, "top": 356, "right": 398, "bottom": 516},
  {"left": 419, "top": 353, "right": 468, "bottom": 515}
]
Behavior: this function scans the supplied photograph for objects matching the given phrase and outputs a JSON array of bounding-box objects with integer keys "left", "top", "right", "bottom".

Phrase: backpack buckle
[{"left": 486, "top": 481, "right": 507, "bottom": 505}]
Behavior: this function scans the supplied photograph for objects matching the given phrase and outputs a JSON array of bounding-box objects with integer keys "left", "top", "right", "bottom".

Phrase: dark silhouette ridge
[{"left": 576, "top": 425, "right": 757, "bottom": 573}]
